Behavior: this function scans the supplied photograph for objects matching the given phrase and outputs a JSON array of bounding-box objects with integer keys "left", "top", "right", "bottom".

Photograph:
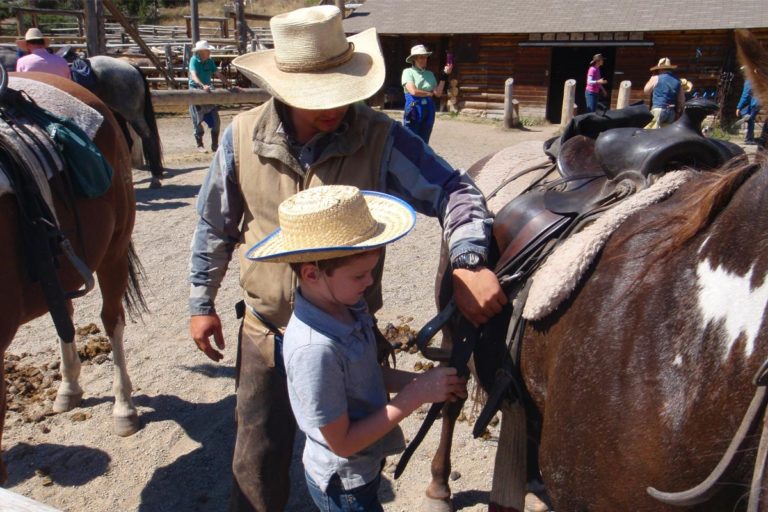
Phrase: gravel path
[{"left": 3, "top": 110, "right": 558, "bottom": 511}]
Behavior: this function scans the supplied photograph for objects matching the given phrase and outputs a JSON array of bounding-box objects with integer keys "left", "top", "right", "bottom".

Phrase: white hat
[
  {"left": 232, "top": 6, "right": 385, "bottom": 110},
  {"left": 193, "top": 40, "right": 213, "bottom": 53},
  {"left": 246, "top": 185, "right": 416, "bottom": 263},
  {"left": 16, "top": 28, "right": 49, "bottom": 52},
  {"left": 650, "top": 57, "right": 677, "bottom": 71},
  {"left": 406, "top": 44, "right": 432, "bottom": 64}
]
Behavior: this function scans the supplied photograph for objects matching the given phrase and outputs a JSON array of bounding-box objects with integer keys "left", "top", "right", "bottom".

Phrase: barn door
[{"left": 546, "top": 47, "right": 616, "bottom": 122}]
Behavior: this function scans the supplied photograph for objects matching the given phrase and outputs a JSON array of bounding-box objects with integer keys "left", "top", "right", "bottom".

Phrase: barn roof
[{"left": 343, "top": 0, "right": 768, "bottom": 35}]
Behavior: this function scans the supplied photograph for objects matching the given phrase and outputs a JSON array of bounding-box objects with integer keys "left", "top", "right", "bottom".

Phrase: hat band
[{"left": 276, "top": 42, "right": 355, "bottom": 73}]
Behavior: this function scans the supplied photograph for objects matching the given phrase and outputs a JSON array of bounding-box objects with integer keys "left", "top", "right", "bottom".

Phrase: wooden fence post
[
  {"left": 561, "top": 78, "right": 576, "bottom": 128},
  {"left": 189, "top": 0, "right": 200, "bottom": 44},
  {"left": 235, "top": 0, "right": 247, "bottom": 55},
  {"left": 617, "top": 80, "right": 632, "bottom": 110},
  {"left": 503, "top": 77, "right": 515, "bottom": 129},
  {"left": 84, "top": 0, "right": 106, "bottom": 56}
]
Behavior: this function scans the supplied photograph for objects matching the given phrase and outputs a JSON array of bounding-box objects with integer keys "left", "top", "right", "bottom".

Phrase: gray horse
[{"left": 87, "top": 56, "right": 164, "bottom": 188}]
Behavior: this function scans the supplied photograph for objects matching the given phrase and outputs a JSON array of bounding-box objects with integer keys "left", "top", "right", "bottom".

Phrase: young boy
[{"left": 247, "top": 185, "right": 468, "bottom": 511}]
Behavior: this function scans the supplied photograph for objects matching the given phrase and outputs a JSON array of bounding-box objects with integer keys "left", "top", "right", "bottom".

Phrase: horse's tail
[
  {"left": 124, "top": 241, "right": 149, "bottom": 319},
  {"left": 137, "top": 68, "right": 164, "bottom": 178}
]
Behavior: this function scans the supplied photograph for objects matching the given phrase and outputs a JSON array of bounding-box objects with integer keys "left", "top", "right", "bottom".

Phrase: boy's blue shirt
[{"left": 283, "top": 289, "right": 405, "bottom": 492}]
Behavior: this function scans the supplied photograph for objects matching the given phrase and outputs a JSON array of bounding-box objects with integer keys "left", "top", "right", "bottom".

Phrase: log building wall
[{"left": 377, "top": 29, "right": 768, "bottom": 123}]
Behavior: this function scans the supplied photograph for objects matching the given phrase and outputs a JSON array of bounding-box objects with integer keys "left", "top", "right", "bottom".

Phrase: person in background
[
  {"left": 643, "top": 57, "right": 685, "bottom": 128},
  {"left": 585, "top": 53, "right": 607, "bottom": 113},
  {"left": 188, "top": 6, "right": 505, "bottom": 511},
  {"left": 736, "top": 69, "right": 763, "bottom": 145},
  {"left": 188, "top": 40, "right": 229, "bottom": 153},
  {"left": 247, "top": 185, "right": 468, "bottom": 512},
  {"left": 401, "top": 44, "right": 452, "bottom": 144},
  {"left": 15, "top": 28, "right": 71, "bottom": 79}
]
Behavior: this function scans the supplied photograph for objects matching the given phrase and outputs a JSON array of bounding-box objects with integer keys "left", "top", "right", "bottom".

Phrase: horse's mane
[{"left": 611, "top": 160, "right": 760, "bottom": 264}]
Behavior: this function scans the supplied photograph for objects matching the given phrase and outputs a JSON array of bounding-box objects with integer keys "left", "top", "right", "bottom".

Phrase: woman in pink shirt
[
  {"left": 15, "top": 28, "right": 71, "bottom": 80},
  {"left": 585, "top": 53, "right": 607, "bottom": 113}
]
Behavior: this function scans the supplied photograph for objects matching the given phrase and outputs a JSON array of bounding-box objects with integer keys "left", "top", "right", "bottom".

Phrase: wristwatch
[{"left": 451, "top": 251, "right": 485, "bottom": 270}]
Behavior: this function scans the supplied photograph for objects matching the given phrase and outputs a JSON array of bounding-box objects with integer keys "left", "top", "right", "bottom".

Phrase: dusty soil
[{"left": 3, "top": 110, "right": 558, "bottom": 511}]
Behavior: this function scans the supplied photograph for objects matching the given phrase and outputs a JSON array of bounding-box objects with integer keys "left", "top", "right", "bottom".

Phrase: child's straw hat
[{"left": 246, "top": 185, "right": 415, "bottom": 263}]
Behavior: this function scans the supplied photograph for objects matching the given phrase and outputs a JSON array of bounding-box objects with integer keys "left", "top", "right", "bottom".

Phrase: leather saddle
[{"left": 494, "top": 98, "right": 744, "bottom": 273}]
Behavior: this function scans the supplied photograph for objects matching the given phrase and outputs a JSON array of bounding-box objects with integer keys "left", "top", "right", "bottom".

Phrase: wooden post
[
  {"left": 561, "top": 78, "right": 576, "bottom": 128},
  {"left": 165, "top": 45, "right": 175, "bottom": 77},
  {"left": 84, "top": 0, "right": 106, "bottom": 56},
  {"left": 102, "top": 0, "right": 178, "bottom": 89},
  {"left": 503, "top": 77, "right": 515, "bottom": 129},
  {"left": 235, "top": 0, "right": 247, "bottom": 55},
  {"left": 617, "top": 80, "right": 632, "bottom": 110},
  {"left": 189, "top": 0, "right": 200, "bottom": 44},
  {"left": 16, "top": 10, "right": 25, "bottom": 36}
]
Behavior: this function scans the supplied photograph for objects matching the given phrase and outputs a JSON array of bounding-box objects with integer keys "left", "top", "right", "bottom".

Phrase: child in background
[{"left": 247, "top": 185, "right": 467, "bottom": 512}]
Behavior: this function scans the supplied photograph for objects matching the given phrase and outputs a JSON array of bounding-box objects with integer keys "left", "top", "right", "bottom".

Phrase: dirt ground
[{"left": 3, "top": 110, "right": 559, "bottom": 512}]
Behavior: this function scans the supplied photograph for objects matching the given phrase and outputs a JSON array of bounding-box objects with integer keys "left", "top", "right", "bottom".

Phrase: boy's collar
[{"left": 293, "top": 288, "right": 369, "bottom": 341}]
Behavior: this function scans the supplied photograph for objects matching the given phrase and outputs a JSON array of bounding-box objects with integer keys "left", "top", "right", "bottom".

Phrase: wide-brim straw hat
[
  {"left": 680, "top": 78, "right": 693, "bottom": 93},
  {"left": 246, "top": 185, "right": 416, "bottom": 263},
  {"left": 16, "top": 28, "right": 49, "bottom": 52},
  {"left": 406, "top": 44, "right": 432, "bottom": 64},
  {"left": 232, "top": 6, "right": 385, "bottom": 110},
  {"left": 650, "top": 57, "right": 677, "bottom": 71}
]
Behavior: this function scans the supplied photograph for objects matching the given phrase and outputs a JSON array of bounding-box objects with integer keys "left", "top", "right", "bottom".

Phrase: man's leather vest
[{"left": 234, "top": 99, "right": 393, "bottom": 327}]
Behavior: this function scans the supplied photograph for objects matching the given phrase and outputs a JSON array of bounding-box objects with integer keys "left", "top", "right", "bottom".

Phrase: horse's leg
[
  {"left": 97, "top": 254, "right": 139, "bottom": 437},
  {"left": 424, "top": 398, "right": 465, "bottom": 512},
  {"left": 53, "top": 302, "right": 84, "bottom": 413}
]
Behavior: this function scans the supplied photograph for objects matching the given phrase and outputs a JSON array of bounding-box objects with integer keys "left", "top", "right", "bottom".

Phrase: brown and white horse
[
  {"left": 0, "top": 72, "right": 144, "bottom": 482},
  {"left": 421, "top": 30, "right": 768, "bottom": 512}
]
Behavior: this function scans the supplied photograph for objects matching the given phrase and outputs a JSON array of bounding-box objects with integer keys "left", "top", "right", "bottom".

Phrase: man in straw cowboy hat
[
  {"left": 643, "top": 57, "right": 685, "bottom": 128},
  {"left": 188, "top": 5, "right": 505, "bottom": 511},
  {"left": 247, "top": 185, "right": 467, "bottom": 511},
  {"left": 15, "top": 27, "right": 71, "bottom": 79},
  {"left": 188, "top": 40, "right": 230, "bottom": 153}
]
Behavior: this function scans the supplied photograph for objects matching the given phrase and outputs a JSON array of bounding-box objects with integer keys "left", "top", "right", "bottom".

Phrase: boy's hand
[{"left": 407, "top": 367, "right": 468, "bottom": 404}]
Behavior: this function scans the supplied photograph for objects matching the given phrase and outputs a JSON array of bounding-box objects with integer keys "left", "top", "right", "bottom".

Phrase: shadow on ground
[{"left": 5, "top": 442, "right": 110, "bottom": 487}]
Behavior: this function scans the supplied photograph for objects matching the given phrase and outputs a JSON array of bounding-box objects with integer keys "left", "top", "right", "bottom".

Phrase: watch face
[
  {"left": 465, "top": 253, "right": 481, "bottom": 266},
  {"left": 454, "top": 252, "right": 482, "bottom": 269}
]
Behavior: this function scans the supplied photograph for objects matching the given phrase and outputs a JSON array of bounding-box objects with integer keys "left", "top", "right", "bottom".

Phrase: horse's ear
[{"left": 735, "top": 29, "right": 768, "bottom": 105}]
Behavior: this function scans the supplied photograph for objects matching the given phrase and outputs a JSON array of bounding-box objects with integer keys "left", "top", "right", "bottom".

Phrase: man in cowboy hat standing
[
  {"left": 188, "top": 5, "right": 505, "bottom": 511},
  {"left": 188, "top": 40, "right": 230, "bottom": 153},
  {"left": 643, "top": 57, "right": 685, "bottom": 128},
  {"left": 15, "top": 28, "right": 70, "bottom": 79}
]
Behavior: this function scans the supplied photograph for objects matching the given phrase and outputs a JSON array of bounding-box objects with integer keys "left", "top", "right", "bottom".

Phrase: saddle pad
[
  {"left": 471, "top": 140, "right": 551, "bottom": 213},
  {"left": 523, "top": 170, "right": 695, "bottom": 321},
  {"left": 0, "top": 77, "right": 104, "bottom": 199},
  {"left": 8, "top": 77, "right": 104, "bottom": 139}
]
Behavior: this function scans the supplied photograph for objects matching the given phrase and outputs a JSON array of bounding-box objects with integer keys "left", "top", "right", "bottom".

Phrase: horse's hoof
[
  {"left": 149, "top": 177, "right": 162, "bottom": 189},
  {"left": 422, "top": 496, "right": 454, "bottom": 512},
  {"left": 52, "top": 391, "right": 83, "bottom": 413},
  {"left": 113, "top": 413, "right": 139, "bottom": 437}
]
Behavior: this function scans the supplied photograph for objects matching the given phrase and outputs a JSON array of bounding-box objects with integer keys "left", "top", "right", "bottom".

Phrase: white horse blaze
[{"left": 696, "top": 258, "right": 768, "bottom": 359}]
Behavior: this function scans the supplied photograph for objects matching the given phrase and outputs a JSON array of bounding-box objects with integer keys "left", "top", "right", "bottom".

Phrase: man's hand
[
  {"left": 452, "top": 267, "right": 507, "bottom": 326},
  {"left": 190, "top": 313, "right": 226, "bottom": 361}
]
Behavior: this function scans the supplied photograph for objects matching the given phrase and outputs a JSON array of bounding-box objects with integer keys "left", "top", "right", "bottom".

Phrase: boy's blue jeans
[{"left": 305, "top": 471, "right": 383, "bottom": 512}]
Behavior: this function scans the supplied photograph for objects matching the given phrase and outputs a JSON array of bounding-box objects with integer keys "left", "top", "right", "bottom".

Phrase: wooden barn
[{"left": 343, "top": 0, "right": 768, "bottom": 123}]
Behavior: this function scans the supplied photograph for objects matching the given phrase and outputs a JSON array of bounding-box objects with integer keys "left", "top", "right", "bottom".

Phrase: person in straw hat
[
  {"left": 401, "top": 44, "right": 453, "bottom": 143},
  {"left": 15, "top": 27, "right": 71, "bottom": 79},
  {"left": 188, "top": 40, "right": 230, "bottom": 153},
  {"left": 189, "top": 5, "right": 504, "bottom": 510},
  {"left": 247, "top": 185, "right": 467, "bottom": 511},
  {"left": 643, "top": 57, "right": 685, "bottom": 128}
]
